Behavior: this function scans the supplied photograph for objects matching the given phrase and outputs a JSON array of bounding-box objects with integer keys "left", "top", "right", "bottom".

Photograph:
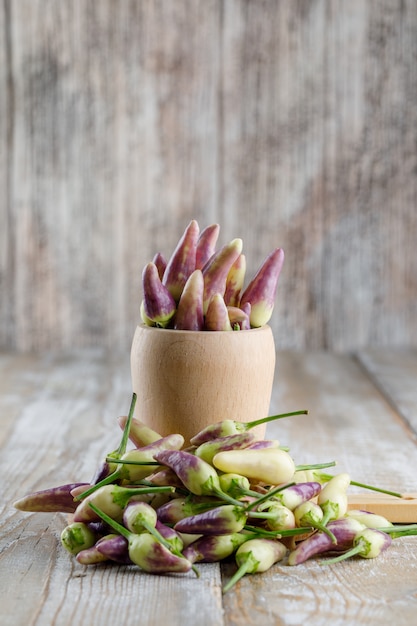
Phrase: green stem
[
  {"left": 74, "top": 468, "right": 123, "bottom": 501},
  {"left": 222, "top": 553, "right": 257, "bottom": 593},
  {"left": 243, "top": 524, "right": 314, "bottom": 538},
  {"left": 247, "top": 510, "right": 281, "bottom": 520},
  {"left": 244, "top": 483, "right": 294, "bottom": 512},
  {"left": 321, "top": 544, "right": 364, "bottom": 565},
  {"left": 244, "top": 410, "right": 308, "bottom": 430},
  {"left": 377, "top": 524, "right": 417, "bottom": 538},
  {"left": 115, "top": 393, "right": 137, "bottom": 457},
  {"left": 312, "top": 522, "right": 337, "bottom": 544},
  {"left": 106, "top": 457, "right": 161, "bottom": 466},
  {"left": 315, "top": 473, "right": 403, "bottom": 498},
  {"left": 89, "top": 502, "right": 130, "bottom": 539},
  {"left": 213, "top": 488, "right": 246, "bottom": 507},
  {"left": 295, "top": 461, "right": 337, "bottom": 472}
]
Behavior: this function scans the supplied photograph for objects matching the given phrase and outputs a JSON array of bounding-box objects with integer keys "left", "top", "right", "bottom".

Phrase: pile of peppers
[{"left": 13, "top": 394, "right": 417, "bottom": 593}]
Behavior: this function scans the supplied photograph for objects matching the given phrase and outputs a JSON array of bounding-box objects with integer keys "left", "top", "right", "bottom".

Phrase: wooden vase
[{"left": 130, "top": 324, "right": 276, "bottom": 444}]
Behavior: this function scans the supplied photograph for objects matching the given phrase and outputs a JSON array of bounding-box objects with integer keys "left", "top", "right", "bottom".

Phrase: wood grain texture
[
  {"left": 2, "top": 349, "right": 417, "bottom": 625},
  {"left": 1, "top": 0, "right": 416, "bottom": 352}
]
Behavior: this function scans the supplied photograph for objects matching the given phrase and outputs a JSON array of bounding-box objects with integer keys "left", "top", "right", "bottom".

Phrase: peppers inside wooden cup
[{"left": 130, "top": 323, "right": 276, "bottom": 445}]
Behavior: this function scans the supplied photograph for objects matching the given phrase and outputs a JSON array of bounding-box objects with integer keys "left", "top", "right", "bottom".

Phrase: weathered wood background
[{"left": 1, "top": 0, "right": 416, "bottom": 353}]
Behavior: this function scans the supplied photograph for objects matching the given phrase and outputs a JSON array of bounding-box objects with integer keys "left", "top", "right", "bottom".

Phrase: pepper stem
[
  {"left": 321, "top": 543, "right": 364, "bottom": 565},
  {"left": 295, "top": 461, "right": 337, "bottom": 472},
  {"left": 89, "top": 502, "right": 130, "bottom": 539},
  {"left": 243, "top": 524, "right": 314, "bottom": 538},
  {"left": 212, "top": 488, "right": 246, "bottom": 507},
  {"left": 377, "top": 524, "right": 417, "bottom": 538},
  {"left": 222, "top": 553, "right": 258, "bottom": 593},
  {"left": 243, "top": 410, "right": 308, "bottom": 431},
  {"left": 314, "top": 473, "right": 403, "bottom": 498},
  {"left": 74, "top": 468, "right": 123, "bottom": 501},
  {"left": 244, "top": 483, "right": 294, "bottom": 512},
  {"left": 115, "top": 393, "right": 137, "bottom": 457}
]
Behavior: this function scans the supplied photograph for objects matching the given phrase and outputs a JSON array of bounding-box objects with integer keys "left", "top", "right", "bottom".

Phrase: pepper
[
  {"left": 61, "top": 522, "right": 97, "bottom": 556},
  {"left": 183, "top": 532, "right": 249, "bottom": 564},
  {"left": 174, "top": 269, "right": 204, "bottom": 331},
  {"left": 117, "top": 415, "right": 163, "bottom": 448},
  {"left": 273, "top": 482, "right": 323, "bottom": 511},
  {"left": 239, "top": 247, "right": 285, "bottom": 327},
  {"left": 212, "top": 448, "right": 296, "bottom": 485},
  {"left": 317, "top": 473, "right": 351, "bottom": 526},
  {"left": 287, "top": 518, "right": 366, "bottom": 565},
  {"left": 156, "top": 496, "right": 223, "bottom": 525},
  {"left": 13, "top": 482, "right": 89, "bottom": 514},
  {"left": 154, "top": 449, "right": 236, "bottom": 502},
  {"left": 73, "top": 484, "right": 174, "bottom": 523},
  {"left": 195, "top": 432, "right": 257, "bottom": 465},
  {"left": 204, "top": 293, "right": 233, "bottom": 331},
  {"left": 258, "top": 502, "right": 296, "bottom": 532},
  {"left": 89, "top": 503, "right": 193, "bottom": 575},
  {"left": 174, "top": 504, "right": 248, "bottom": 535},
  {"left": 142, "top": 262, "right": 176, "bottom": 327},
  {"left": 195, "top": 223, "right": 220, "bottom": 270},
  {"left": 77, "top": 434, "right": 184, "bottom": 500},
  {"left": 224, "top": 253, "right": 246, "bottom": 307},
  {"left": 322, "top": 528, "right": 393, "bottom": 564},
  {"left": 345, "top": 509, "right": 393, "bottom": 529},
  {"left": 293, "top": 500, "right": 337, "bottom": 544},
  {"left": 76, "top": 544, "right": 110, "bottom": 565},
  {"left": 95, "top": 534, "right": 132, "bottom": 564},
  {"left": 222, "top": 538, "right": 287, "bottom": 593},
  {"left": 162, "top": 219, "right": 200, "bottom": 303},
  {"left": 189, "top": 409, "right": 308, "bottom": 446},
  {"left": 202, "top": 238, "right": 243, "bottom": 314}
]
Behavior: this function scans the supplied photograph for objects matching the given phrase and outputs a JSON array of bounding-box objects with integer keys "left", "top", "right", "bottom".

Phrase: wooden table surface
[{"left": 1, "top": 347, "right": 417, "bottom": 626}]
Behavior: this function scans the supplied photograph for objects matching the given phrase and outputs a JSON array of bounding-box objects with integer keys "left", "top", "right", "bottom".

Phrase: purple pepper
[
  {"left": 152, "top": 252, "right": 167, "bottom": 280},
  {"left": 195, "top": 223, "right": 220, "bottom": 270},
  {"left": 202, "top": 238, "right": 243, "bottom": 314},
  {"left": 162, "top": 219, "right": 200, "bottom": 303},
  {"left": 195, "top": 432, "right": 258, "bottom": 465},
  {"left": 240, "top": 247, "right": 285, "bottom": 327},
  {"left": 95, "top": 534, "right": 132, "bottom": 564},
  {"left": 224, "top": 253, "right": 246, "bottom": 307},
  {"left": 174, "top": 269, "right": 204, "bottom": 331},
  {"left": 13, "top": 482, "right": 89, "bottom": 514},
  {"left": 189, "top": 410, "right": 308, "bottom": 446},
  {"left": 89, "top": 503, "right": 193, "bottom": 574},
  {"left": 142, "top": 262, "right": 177, "bottom": 327},
  {"left": 183, "top": 532, "right": 249, "bottom": 563},
  {"left": 154, "top": 449, "right": 224, "bottom": 497},
  {"left": 174, "top": 504, "right": 247, "bottom": 535},
  {"left": 274, "top": 482, "right": 323, "bottom": 511},
  {"left": 322, "top": 528, "right": 393, "bottom": 565},
  {"left": 288, "top": 518, "right": 366, "bottom": 565},
  {"left": 204, "top": 293, "right": 233, "bottom": 331},
  {"left": 156, "top": 497, "right": 222, "bottom": 525},
  {"left": 76, "top": 544, "right": 110, "bottom": 565}
]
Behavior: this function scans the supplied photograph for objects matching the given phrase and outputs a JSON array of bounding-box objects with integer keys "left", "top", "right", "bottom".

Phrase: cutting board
[{"left": 347, "top": 493, "right": 417, "bottom": 523}]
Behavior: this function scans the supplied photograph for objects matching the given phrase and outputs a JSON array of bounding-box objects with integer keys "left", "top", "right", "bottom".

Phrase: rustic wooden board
[
  {"left": 1, "top": 0, "right": 417, "bottom": 353},
  {"left": 2, "top": 349, "right": 417, "bottom": 625}
]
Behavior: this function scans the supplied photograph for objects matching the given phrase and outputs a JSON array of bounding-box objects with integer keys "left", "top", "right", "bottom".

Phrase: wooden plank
[
  {"left": 222, "top": 351, "right": 417, "bottom": 625},
  {"left": 0, "top": 352, "right": 225, "bottom": 626},
  {"left": 1, "top": 1, "right": 417, "bottom": 353},
  {"left": 2, "top": 350, "right": 417, "bottom": 625}
]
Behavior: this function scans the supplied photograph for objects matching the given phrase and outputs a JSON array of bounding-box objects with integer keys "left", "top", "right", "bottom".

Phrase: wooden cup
[{"left": 130, "top": 324, "right": 276, "bottom": 444}]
